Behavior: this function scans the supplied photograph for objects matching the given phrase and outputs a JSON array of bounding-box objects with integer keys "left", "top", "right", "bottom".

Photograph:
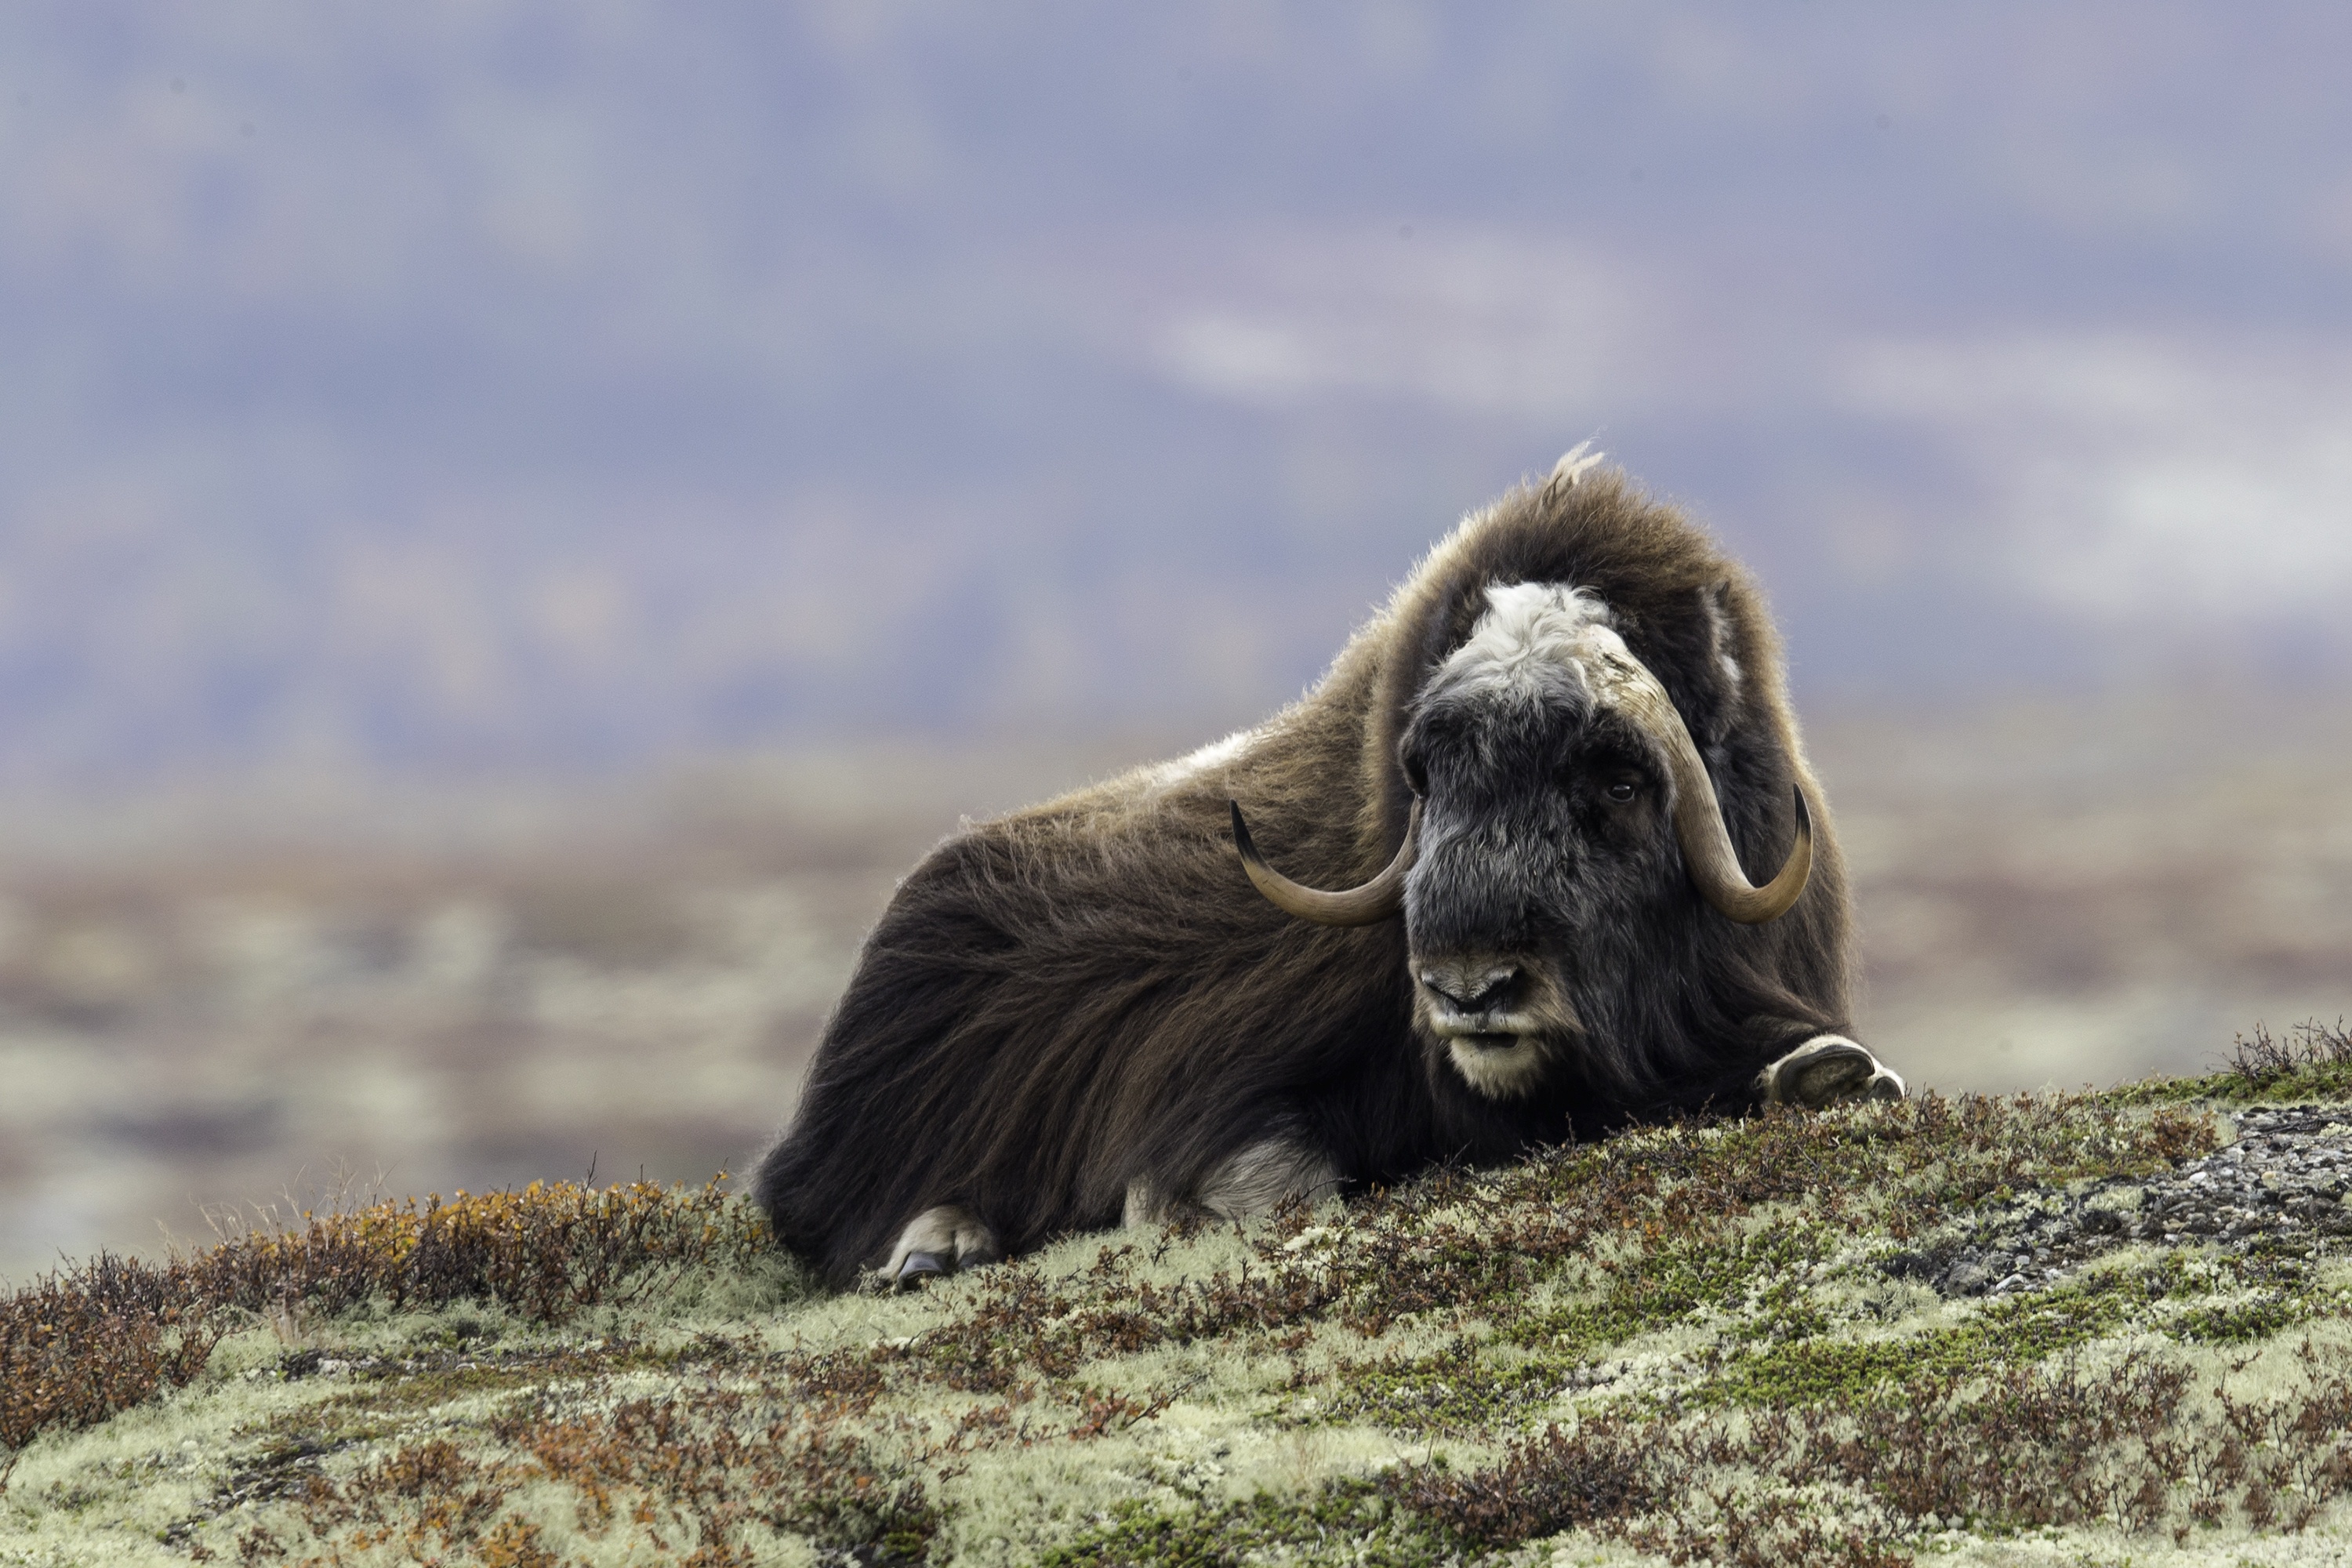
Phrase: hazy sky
[{"left": 3, "top": 4, "right": 2349, "bottom": 776}]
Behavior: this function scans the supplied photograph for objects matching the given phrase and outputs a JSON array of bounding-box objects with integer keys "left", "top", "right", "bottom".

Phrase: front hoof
[
  {"left": 895, "top": 1250, "right": 951, "bottom": 1289},
  {"left": 1759, "top": 1035, "right": 1904, "bottom": 1109}
]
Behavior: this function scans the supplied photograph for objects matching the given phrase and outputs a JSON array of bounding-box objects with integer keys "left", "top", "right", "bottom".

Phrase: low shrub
[
  {"left": 0, "top": 1254, "right": 222, "bottom": 1454},
  {"left": 0, "top": 1177, "right": 768, "bottom": 1460}
]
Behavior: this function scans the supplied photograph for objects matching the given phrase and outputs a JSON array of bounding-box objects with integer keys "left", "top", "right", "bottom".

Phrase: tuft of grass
[{"left": 2109, "top": 1018, "right": 2352, "bottom": 1105}]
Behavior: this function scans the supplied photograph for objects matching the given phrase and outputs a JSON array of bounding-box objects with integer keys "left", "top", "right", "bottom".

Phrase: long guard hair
[{"left": 754, "top": 468, "right": 1853, "bottom": 1286}]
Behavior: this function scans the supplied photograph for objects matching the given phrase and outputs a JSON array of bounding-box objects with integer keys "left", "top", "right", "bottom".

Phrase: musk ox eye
[{"left": 1606, "top": 778, "right": 1639, "bottom": 804}]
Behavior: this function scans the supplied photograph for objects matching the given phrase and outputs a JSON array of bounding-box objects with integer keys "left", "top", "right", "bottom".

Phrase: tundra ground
[{"left": 8, "top": 1028, "right": 2352, "bottom": 1566}]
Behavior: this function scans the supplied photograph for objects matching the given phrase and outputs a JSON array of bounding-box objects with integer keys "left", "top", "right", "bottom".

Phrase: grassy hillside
[{"left": 8, "top": 1027, "right": 2352, "bottom": 1566}]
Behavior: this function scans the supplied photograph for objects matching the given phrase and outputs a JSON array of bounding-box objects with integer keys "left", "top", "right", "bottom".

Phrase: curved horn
[
  {"left": 1671, "top": 776, "right": 1813, "bottom": 925},
  {"left": 1230, "top": 798, "right": 1420, "bottom": 927},
  {"left": 1582, "top": 635, "right": 1812, "bottom": 924}
]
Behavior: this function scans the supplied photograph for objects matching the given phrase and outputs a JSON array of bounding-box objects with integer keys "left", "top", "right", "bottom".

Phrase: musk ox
[{"left": 755, "top": 449, "right": 1903, "bottom": 1288}]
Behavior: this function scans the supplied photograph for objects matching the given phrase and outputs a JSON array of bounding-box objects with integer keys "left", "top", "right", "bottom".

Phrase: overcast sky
[{"left": 3, "top": 4, "right": 2349, "bottom": 778}]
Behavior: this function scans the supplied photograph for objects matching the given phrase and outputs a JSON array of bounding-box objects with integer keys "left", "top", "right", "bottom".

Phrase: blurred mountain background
[{"left": 3, "top": 3, "right": 2350, "bottom": 1281}]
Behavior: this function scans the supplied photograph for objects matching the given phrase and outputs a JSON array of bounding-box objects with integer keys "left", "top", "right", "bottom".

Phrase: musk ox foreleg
[
  {"left": 1122, "top": 1137, "right": 1341, "bottom": 1228},
  {"left": 884, "top": 1204, "right": 1003, "bottom": 1288},
  {"left": 1757, "top": 1035, "right": 1906, "bottom": 1109}
]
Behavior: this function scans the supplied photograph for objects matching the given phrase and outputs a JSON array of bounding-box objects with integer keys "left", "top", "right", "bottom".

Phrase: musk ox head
[{"left": 1232, "top": 579, "right": 1808, "bottom": 1102}]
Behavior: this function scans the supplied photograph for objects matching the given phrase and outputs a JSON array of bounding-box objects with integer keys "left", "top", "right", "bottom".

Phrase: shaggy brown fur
[{"left": 754, "top": 466, "right": 1855, "bottom": 1286}]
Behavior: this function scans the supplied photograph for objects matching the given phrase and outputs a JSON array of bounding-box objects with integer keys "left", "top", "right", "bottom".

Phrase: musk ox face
[
  {"left": 1232, "top": 576, "right": 1814, "bottom": 1101},
  {"left": 1398, "top": 583, "right": 1686, "bottom": 1099}
]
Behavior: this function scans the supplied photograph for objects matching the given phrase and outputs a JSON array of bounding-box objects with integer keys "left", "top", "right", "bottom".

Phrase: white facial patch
[{"left": 1429, "top": 581, "right": 1623, "bottom": 712}]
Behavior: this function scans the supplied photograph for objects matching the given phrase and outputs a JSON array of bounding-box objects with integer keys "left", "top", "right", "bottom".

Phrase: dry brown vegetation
[
  {"left": 15, "top": 1070, "right": 2352, "bottom": 1564},
  {"left": 2, "top": 1178, "right": 763, "bottom": 1461}
]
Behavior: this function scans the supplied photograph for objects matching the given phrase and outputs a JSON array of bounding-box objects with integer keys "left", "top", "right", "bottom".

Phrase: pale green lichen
[{"left": 8, "top": 1084, "right": 2352, "bottom": 1566}]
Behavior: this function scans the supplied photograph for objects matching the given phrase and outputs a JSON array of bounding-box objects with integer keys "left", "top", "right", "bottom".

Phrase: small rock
[{"left": 1944, "top": 1261, "right": 1990, "bottom": 1294}]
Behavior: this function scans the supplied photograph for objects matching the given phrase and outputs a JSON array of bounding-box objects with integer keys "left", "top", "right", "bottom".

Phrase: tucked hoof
[
  {"left": 895, "top": 1250, "right": 950, "bottom": 1289},
  {"left": 881, "top": 1204, "right": 1002, "bottom": 1287},
  {"left": 1760, "top": 1035, "right": 1907, "bottom": 1109}
]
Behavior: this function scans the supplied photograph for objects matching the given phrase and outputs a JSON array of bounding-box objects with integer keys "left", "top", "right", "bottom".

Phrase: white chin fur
[{"left": 1446, "top": 1035, "right": 1548, "bottom": 1099}]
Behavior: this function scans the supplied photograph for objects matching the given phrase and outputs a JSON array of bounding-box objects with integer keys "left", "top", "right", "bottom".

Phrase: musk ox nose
[{"left": 1417, "top": 962, "right": 1520, "bottom": 1015}]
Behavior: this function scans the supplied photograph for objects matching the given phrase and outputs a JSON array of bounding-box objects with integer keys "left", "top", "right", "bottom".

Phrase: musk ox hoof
[
  {"left": 895, "top": 1250, "right": 950, "bottom": 1288},
  {"left": 880, "top": 1203, "right": 1002, "bottom": 1288},
  {"left": 1759, "top": 1035, "right": 1907, "bottom": 1109}
]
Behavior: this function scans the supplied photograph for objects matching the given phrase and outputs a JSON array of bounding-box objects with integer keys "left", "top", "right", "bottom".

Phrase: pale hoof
[
  {"left": 1760, "top": 1035, "right": 1907, "bottom": 1109},
  {"left": 895, "top": 1250, "right": 950, "bottom": 1289},
  {"left": 879, "top": 1203, "right": 1002, "bottom": 1287}
]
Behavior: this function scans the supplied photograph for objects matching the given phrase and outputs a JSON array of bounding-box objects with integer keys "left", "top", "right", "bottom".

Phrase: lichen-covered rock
[{"left": 1897, "top": 1103, "right": 2352, "bottom": 1299}]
